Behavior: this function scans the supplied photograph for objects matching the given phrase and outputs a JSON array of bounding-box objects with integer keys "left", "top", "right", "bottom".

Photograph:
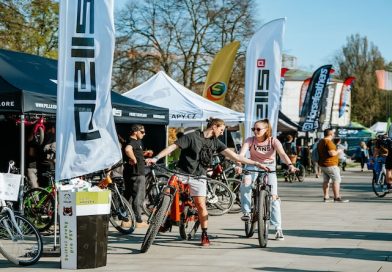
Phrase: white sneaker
[
  {"left": 241, "top": 212, "right": 251, "bottom": 221},
  {"left": 275, "top": 229, "right": 284, "bottom": 241}
]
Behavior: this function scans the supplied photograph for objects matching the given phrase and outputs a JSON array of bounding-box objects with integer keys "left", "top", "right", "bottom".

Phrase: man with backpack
[{"left": 317, "top": 129, "right": 349, "bottom": 203}]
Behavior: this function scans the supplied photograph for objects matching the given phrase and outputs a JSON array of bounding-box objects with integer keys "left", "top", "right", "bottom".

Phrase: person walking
[
  {"left": 353, "top": 141, "right": 369, "bottom": 171},
  {"left": 146, "top": 118, "right": 267, "bottom": 247},
  {"left": 334, "top": 138, "right": 347, "bottom": 171},
  {"left": 236, "top": 119, "right": 297, "bottom": 241},
  {"left": 123, "top": 124, "right": 149, "bottom": 228},
  {"left": 312, "top": 138, "right": 321, "bottom": 178},
  {"left": 282, "top": 134, "right": 297, "bottom": 182},
  {"left": 318, "top": 129, "right": 349, "bottom": 203}
]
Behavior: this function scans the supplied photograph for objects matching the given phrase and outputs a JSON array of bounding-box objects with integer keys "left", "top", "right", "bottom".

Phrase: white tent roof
[
  {"left": 122, "top": 71, "right": 244, "bottom": 127},
  {"left": 370, "top": 122, "right": 387, "bottom": 133}
]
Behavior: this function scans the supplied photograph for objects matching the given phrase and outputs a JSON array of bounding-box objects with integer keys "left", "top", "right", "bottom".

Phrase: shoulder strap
[
  {"left": 249, "top": 136, "right": 255, "bottom": 151},
  {"left": 270, "top": 137, "right": 275, "bottom": 150}
]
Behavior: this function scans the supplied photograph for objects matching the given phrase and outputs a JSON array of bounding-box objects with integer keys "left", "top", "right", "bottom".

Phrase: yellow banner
[
  {"left": 202, "top": 41, "right": 240, "bottom": 105},
  {"left": 76, "top": 191, "right": 111, "bottom": 205}
]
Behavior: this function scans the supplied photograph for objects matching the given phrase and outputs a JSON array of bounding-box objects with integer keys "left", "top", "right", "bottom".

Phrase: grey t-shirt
[{"left": 175, "top": 130, "right": 227, "bottom": 175}]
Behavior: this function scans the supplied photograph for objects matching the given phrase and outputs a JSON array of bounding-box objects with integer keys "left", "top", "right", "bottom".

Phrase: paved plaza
[{"left": 1, "top": 166, "right": 391, "bottom": 271}]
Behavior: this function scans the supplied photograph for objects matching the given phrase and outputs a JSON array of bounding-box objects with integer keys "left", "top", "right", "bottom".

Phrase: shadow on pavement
[
  {"left": 255, "top": 267, "right": 337, "bottom": 272},
  {"left": 285, "top": 229, "right": 392, "bottom": 241},
  {"left": 264, "top": 246, "right": 391, "bottom": 262}
]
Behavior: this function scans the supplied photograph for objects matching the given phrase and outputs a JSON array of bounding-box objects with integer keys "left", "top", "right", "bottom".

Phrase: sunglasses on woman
[{"left": 251, "top": 127, "right": 265, "bottom": 132}]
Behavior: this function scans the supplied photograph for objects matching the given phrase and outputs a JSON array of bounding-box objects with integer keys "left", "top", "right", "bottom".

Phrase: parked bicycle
[
  {"left": 23, "top": 170, "right": 56, "bottom": 232},
  {"left": 372, "top": 156, "right": 390, "bottom": 197},
  {"left": 242, "top": 169, "right": 274, "bottom": 248},
  {"left": 143, "top": 166, "right": 171, "bottom": 216},
  {"left": 88, "top": 163, "right": 136, "bottom": 234},
  {"left": 15, "top": 115, "right": 46, "bottom": 145},
  {"left": 285, "top": 158, "right": 306, "bottom": 183},
  {"left": 208, "top": 154, "right": 241, "bottom": 213},
  {"left": 141, "top": 165, "right": 200, "bottom": 253},
  {"left": 0, "top": 161, "right": 43, "bottom": 266},
  {"left": 144, "top": 164, "right": 234, "bottom": 217}
]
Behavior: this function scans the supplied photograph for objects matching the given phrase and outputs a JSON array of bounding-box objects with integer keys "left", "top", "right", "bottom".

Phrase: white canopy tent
[
  {"left": 370, "top": 122, "right": 387, "bottom": 133},
  {"left": 122, "top": 71, "right": 244, "bottom": 127}
]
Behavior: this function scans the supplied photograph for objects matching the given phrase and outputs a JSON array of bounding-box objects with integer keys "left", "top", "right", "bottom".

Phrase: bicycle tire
[
  {"left": 206, "top": 179, "right": 234, "bottom": 216},
  {"left": 109, "top": 195, "right": 136, "bottom": 234},
  {"left": 179, "top": 206, "right": 200, "bottom": 240},
  {"left": 140, "top": 194, "right": 171, "bottom": 253},
  {"left": 23, "top": 187, "right": 55, "bottom": 232},
  {"left": 226, "top": 178, "right": 242, "bottom": 214},
  {"left": 257, "top": 189, "right": 270, "bottom": 248},
  {"left": 287, "top": 172, "right": 295, "bottom": 183},
  {"left": 296, "top": 164, "right": 306, "bottom": 182},
  {"left": 372, "top": 173, "right": 388, "bottom": 197},
  {"left": 143, "top": 174, "right": 170, "bottom": 216},
  {"left": 0, "top": 213, "right": 43, "bottom": 266},
  {"left": 34, "top": 127, "right": 45, "bottom": 145},
  {"left": 245, "top": 191, "right": 257, "bottom": 238}
]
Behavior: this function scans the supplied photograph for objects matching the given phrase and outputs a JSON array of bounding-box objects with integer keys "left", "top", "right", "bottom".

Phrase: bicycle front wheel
[
  {"left": 23, "top": 188, "right": 55, "bottom": 232},
  {"left": 140, "top": 194, "right": 171, "bottom": 253},
  {"left": 109, "top": 194, "right": 136, "bottom": 234},
  {"left": 296, "top": 164, "right": 306, "bottom": 182},
  {"left": 245, "top": 190, "right": 257, "bottom": 238},
  {"left": 143, "top": 174, "right": 170, "bottom": 216},
  {"left": 206, "top": 179, "right": 234, "bottom": 216},
  {"left": 0, "top": 214, "right": 43, "bottom": 266},
  {"left": 372, "top": 173, "right": 388, "bottom": 197},
  {"left": 257, "top": 189, "right": 270, "bottom": 248},
  {"left": 226, "top": 178, "right": 242, "bottom": 214}
]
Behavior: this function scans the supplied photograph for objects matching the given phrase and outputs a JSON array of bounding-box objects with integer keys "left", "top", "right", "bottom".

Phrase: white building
[{"left": 280, "top": 69, "right": 351, "bottom": 130}]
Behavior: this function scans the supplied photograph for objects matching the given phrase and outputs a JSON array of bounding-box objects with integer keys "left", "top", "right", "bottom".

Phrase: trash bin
[{"left": 59, "top": 190, "right": 111, "bottom": 269}]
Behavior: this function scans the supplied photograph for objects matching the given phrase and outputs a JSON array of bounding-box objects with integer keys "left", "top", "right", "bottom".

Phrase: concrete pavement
[{"left": 1, "top": 166, "right": 391, "bottom": 271}]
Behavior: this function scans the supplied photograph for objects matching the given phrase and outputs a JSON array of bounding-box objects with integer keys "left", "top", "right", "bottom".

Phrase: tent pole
[
  {"left": 19, "top": 114, "right": 25, "bottom": 214},
  {"left": 165, "top": 125, "right": 168, "bottom": 166}
]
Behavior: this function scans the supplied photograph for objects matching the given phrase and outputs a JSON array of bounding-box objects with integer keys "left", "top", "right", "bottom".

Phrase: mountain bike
[
  {"left": 0, "top": 162, "right": 43, "bottom": 265},
  {"left": 23, "top": 170, "right": 56, "bottom": 232},
  {"left": 143, "top": 166, "right": 171, "bottom": 216},
  {"left": 143, "top": 164, "right": 234, "bottom": 217},
  {"left": 88, "top": 163, "right": 136, "bottom": 235},
  {"left": 207, "top": 155, "right": 241, "bottom": 213},
  {"left": 285, "top": 158, "right": 306, "bottom": 183},
  {"left": 242, "top": 169, "right": 274, "bottom": 248},
  {"left": 141, "top": 165, "right": 204, "bottom": 253},
  {"left": 15, "top": 115, "right": 46, "bottom": 145},
  {"left": 372, "top": 156, "right": 390, "bottom": 197}
]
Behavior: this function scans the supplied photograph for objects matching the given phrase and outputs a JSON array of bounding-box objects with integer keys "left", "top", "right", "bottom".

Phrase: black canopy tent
[
  {"left": 0, "top": 48, "right": 169, "bottom": 123},
  {"left": 0, "top": 49, "right": 169, "bottom": 177}
]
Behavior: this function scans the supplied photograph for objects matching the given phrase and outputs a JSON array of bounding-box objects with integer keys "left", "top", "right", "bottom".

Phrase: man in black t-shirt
[
  {"left": 147, "top": 118, "right": 267, "bottom": 247},
  {"left": 124, "top": 124, "right": 148, "bottom": 228}
]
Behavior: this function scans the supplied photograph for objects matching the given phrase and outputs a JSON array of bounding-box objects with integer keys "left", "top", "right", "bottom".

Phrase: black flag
[{"left": 299, "top": 65, "right": 333, "bottom": 132}]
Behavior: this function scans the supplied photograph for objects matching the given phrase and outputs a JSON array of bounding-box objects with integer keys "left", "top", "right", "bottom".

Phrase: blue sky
[{"left": 114, "top": 0, "right": 392, "bottom": 71}]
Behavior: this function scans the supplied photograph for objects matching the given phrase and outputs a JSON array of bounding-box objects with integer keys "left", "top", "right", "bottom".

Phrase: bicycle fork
[{"left": 1, "top": 206, "right": 24, "bottom": 239}]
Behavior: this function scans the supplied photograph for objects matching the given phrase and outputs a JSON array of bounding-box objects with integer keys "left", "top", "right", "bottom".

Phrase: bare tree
[{"left": 113, "top": 0, "right": 256, "bottom": 107}]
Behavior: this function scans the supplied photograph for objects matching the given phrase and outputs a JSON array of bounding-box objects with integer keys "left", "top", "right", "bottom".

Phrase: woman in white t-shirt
[{"left": 236, "top": 119, "right": 296, "bottom": 241}]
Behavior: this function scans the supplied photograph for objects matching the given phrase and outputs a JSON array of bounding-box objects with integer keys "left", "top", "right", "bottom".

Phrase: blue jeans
[{"left": 240, "top": 165, "right": 282, "bottom": 230}]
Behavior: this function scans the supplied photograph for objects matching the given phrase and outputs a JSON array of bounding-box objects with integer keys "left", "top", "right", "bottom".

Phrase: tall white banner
[
  {"left": 56, "top": 0, "right": 121, "bottom": 181},
  {"left": 244, "top": 18, "right": 286, "bottom": 139}
]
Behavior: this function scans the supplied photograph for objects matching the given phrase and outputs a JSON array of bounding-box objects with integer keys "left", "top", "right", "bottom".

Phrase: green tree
[
  {"left": 0, "top": 0, "right": 59, "bottom": 58},
  {"left": 334, "top": 34, "right": 387, "bottom": 126}
]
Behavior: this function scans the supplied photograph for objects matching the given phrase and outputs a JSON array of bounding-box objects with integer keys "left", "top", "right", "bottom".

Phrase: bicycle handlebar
[
  {"left": 149, "top": 164, "right": 208, "bottom": 179},
  {"left": 242, "top": 169, "right": 276, "bottom": 174}
]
